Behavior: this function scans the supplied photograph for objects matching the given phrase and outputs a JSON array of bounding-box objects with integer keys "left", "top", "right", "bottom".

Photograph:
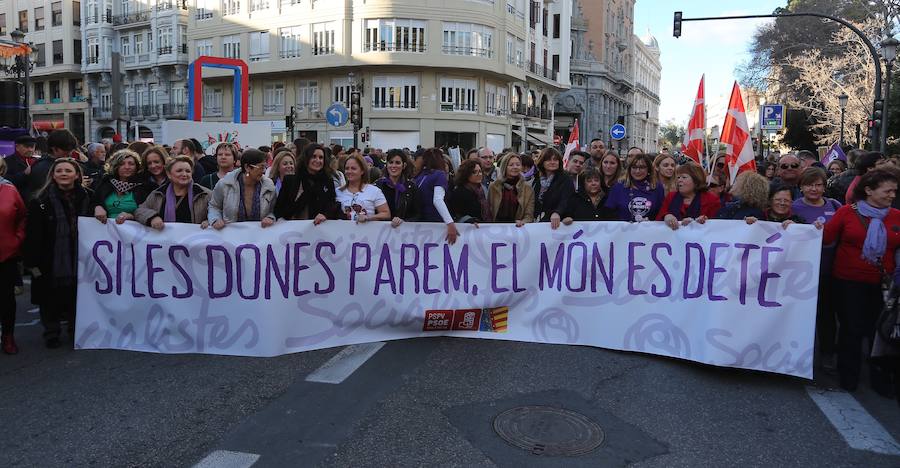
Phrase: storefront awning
[
  {"left": 32, "top": 120, "right": 65, "bottom": 131},
  {"left": 526, "top": 132, "right": 549, "bottom": 147}
]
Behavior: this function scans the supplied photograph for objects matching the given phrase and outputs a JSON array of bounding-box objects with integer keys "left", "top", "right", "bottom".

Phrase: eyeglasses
[{"left": 780, "top": 163, "right": 800, "bottom": 169}]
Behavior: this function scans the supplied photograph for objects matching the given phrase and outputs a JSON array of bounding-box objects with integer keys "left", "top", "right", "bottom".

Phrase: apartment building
[
  {"left": 187, "top": 0, "right": 571, "bottom": 151},
  {"left": 632, "top": 31, "right": 660, "bottom": 153},
  {"left": 82, "top": 0, "right": 190, "bottom": 142},
  {"left": 1, "top": 0, "right": 88, "bottom": 143}
]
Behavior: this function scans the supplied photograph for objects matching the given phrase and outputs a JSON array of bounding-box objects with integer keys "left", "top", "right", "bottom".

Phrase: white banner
[
  {"left": 161, "top": 120, "right": 272, "bottom": 154},
  {"left": 75, "top": 219, "right": 822, "bottom": 378}
]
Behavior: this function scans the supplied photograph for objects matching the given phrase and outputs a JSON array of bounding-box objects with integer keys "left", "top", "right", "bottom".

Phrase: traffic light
[
  {"left": 350, "top": 92, "right": 362, "bottom": 128},
  {"left": 870, "top": 99, "right": 884, "bottom": 144},
  {"left": 673, "top": 12, "right": 682, "bottom": 38}
]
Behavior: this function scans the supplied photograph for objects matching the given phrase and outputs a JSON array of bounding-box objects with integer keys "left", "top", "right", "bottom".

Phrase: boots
[{"left": 1, "top": 333, "right": 18, "bottom": 355}]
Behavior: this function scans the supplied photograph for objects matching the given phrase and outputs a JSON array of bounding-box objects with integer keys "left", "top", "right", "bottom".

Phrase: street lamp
[
  {"left": 9, "top": 29, "right": 31, "bottom": 133},
  {"left": 881, "top": 36, "right": 899, "bottom": 153},
  {"left": 838, "top": 93, "right": 848, "bottom": 146},
  {"left": 757, "top": 95, "right": 765, "bottom": 161}
]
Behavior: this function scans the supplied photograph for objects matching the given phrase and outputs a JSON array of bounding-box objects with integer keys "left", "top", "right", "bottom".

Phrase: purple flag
[{"left": 822, "top": 142, "right": 846, "bottom": 167}]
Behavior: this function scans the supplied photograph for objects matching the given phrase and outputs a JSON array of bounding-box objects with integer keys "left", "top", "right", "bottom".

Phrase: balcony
[
  {"left": 161, "top": 103, "right": 186, "bottom": 118},
  {"left": 512, "top": 103, "right": 526, "bottom": 115},
  {"left": 87, "top": 56, "right": 99, "bottom": 64},
  {"left": 372, "top": 100, "right": 419, "bottom": 111},
  {"left": 86, "top": 13, "right": 112, "bottom": 25},
  {"left": 506, "top": 3, "right": 526, "bottom": 20},
  {"left": 180, "top": 44, "right": 188, "bottom": 54},
  {"left": 280, "top": 49, "right": 301, "bottom": 59},
  {"left": 93, "top": 107, "right": 113, "bottom": 121},
  {"left": 128, "top": 106, "right": 143, "bottom": 117},
  {"left": 263, "top": 104, "right": 284, "bottom": 114},
  {"left": 364, "top": 42, "right": 426, "bottom": 53},
  {"left": 158, "top": 46, "right": 173, "bottom": 55},
  {"left": 442, "top": 45, "right": 492, "bottom": 58},
  {"left": 143, "top": 105, "right": 157, "bottom": 119},
  {"left": 157, "top": 1, "right": 188, "bottom": 11},
  {"left": 114, "top": 10, "right": 151, "bottom": 27},
  {"left": 526, "top": 61, "right": 558, "bottom": 81},
  {"left": 195, "top": 11, "right": 213, "bottom": 20},
  {"left": 439, "top": 103, "right": 478, "bottom": 113}
]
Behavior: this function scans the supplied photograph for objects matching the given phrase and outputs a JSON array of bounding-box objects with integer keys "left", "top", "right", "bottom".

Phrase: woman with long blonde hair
[{"left": 653, "top": 153, "right": 677, "bottom": 193}]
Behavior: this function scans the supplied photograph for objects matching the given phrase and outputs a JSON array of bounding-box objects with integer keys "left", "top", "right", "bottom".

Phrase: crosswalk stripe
[
  {"left": 305, "top": 342, "right": 386, "bottom": 384},
  {"left": 192, "top": 450, "right": 260, "bottom": 468},
  {"left": 806, "top": 386, "right": 900, "bottom": 455}
]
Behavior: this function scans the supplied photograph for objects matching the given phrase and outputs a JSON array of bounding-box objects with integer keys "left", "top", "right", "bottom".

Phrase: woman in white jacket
[{"left": 208, "top": 148, "right": 277, "bottom": 229}]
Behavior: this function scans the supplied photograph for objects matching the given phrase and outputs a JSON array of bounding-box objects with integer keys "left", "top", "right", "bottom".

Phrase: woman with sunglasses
[
  {"left": 208, "top": 148, "right": 277, "bottom": 229},
  {"left": 273, "top": 144, "right": 340, "bottom": 225},
  {"left": 710, "top": 153, "right": 733, "bottom": 205},
  {"left": 605, "top": 153, "right": 665, "bottom": 222},
  {"left": 532, "top": 147, "right": 574, "bottom": 229},
  {"left": 375, "top": 149, "right": 419, "bottom": 227},
  {"left": 24, "top": 158, "right": 93, "bottom": 348},
  {"left": 200, "top": 142, "right": 240, "bottom": 190},
  {"left": 337, "top": 154, "right": 390, "bottom": 223},
  {"left": 91, "top": 149, "right": 151, "bottom": 225},
  {"left": 448, "top": 159, "right": 489, "bottom": 224},
  {"left": 134, "top": 156, "right": 212, "bottom": 230}
]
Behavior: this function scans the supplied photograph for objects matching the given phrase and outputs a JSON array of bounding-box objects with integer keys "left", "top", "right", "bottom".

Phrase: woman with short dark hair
[
  {"left": 414, "top": 148, "right": 458, "bottom": 243},
  {"left": 448, "top": 159, "right": 488, "bottom": 224},
  {"left": 273, "top": 144, "right": 339, "bottom": 224},
  {"left": 657, "top": 163, "right": 720, "bottom": 229},
  {"left": 562, "top": 167, "right": 617, "bottom": 223},
  {"left": 208, "top": 148, "right": 276, "bottom": 229},
  {"left": 375, "top": 149, "right": 419, "bottom": 227}
]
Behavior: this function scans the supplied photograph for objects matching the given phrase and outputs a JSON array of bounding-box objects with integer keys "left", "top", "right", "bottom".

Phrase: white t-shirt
[{"left": 336, "top": 184, "right": 388, "bottom": 221}]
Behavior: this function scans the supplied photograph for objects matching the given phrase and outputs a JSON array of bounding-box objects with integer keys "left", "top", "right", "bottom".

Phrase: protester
[
  {"left": 565, "top": 151, "right": 588, "bottom": 190},
  {"left": 793, "top": 168, "right": 843, "bottom": 224},
  {"left": 476, "top": 147, "right": 498, "bottom": 192},
  {"left": 521, "top": 153, "right": 536, "bottom": 184},
  {"left": 293, "top": 137, "right": 311, "bottom": 159},
  {"left": 374, "top": 149, "right": 419, "bottom": 227},
  {"left": 585, "top": 138, "right": 606, "bottom": 170},
  {"left": 488, "top": 153, "right": 534, "bottom": 226},
  {"left": 192, "top": 138, "right": 217, "bottom": 175},
  {"left": 605, "top": 153, "right": 664, "bottom": 222},
  {"left": 798, "top": 150, "right": 818, "bottom": 169},
  {"left": 716, "top": 171, "right": 769, "bottom": 220},
  {"left": 269, "top": 149, "right": 296, "bottom": 194},
  {"left": 562, "top": 167, "right": 617, "bottom": 223},
  {"left": 625, "top": 147, "right": 644, "bottom": 166},
  {"left": 657, "top": 163, "right": 720, "bottom": 228},
  {"left": 769, "top": 154, "right": 802, "bottom": 199},
  {"left": 414, "top": 148, "right": 458, "bottom": 243},
  {"left": 823, "top": 168, "right": 900, "bottom": 395},
  {"left": 24, "top": 157, "right": 92, "bottom": 348},
  {"left": 91, "top": 149, "right": 150, "bottom": 225},
  {"left": 845, "top": 152, "right": 889, "bottom": 204},
  {"left": 27, "top": 130, "right": 79, "bottom": 202},
  {"left": 744, "top": 185, "right": 805, "bottom": 228},
  {"left": 208, "top": 148, "right": 276, "bottom": 229},
  {"left": 533, "top": 147, "right": 574, "bottom": 229},
  {"left": 764, "top": 161, "right": 776, "bottom": 180},
  {"left": 134, "top": 156, "right": 211, "bottom": 229},
  {"left": 3, "top": 135, "right": 38, "bottom": 196},
  {"left": 82, "top": 142, "right": 107, "bottom": 186},
  {"left": 448, "top": 159, "right": 489, "bottom": 224},
  {"left": 336, "top": 153, "right": 390, "bottom": 223},
  {"left": 0, "top": 157, "right": 26, "bottom": 354},
  {"left": 654, "top": 153, "right": 677, "bottom": 193},
  {"left": 598, "top": 150, "right": 622, "bottom": 194},
  {"left": 128, "top": 141, "right": 149, "bottom": 157},
  {"left": 173, "top": 139, "right": 207, "bottom": 182},
  {"left": 273, "top": 144, "right": 339, "bottom": 224},
  {"left": 141, "top": 145, "right": 170, "bottom": 191},
  {"left": 710, "top": 153, "right": 732, "bottom": 200},
  {"left": 200, "top": 143, "right": 239, "bottom": 190},
  {"left": 827, "top": 159, "right": 847, "bottom": 178}
]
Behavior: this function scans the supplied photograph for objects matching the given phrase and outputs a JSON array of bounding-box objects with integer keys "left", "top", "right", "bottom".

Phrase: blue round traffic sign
[
  {"left": 610, "top": 124, "right": 627, "bottom": 141},
  {"left": 326, "top": 103, "right": 349, "bottom": 127}
]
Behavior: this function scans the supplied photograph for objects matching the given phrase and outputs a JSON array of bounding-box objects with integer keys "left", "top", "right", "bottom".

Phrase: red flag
[
  {"left": 721, "top": 81, "right": 756, "bottom": 184},
  {"left": 681, "top": 75, "right": 705, "bottom": 164},
  {"left": 563, "top": 118, "right": 579, "bottom": 163}
]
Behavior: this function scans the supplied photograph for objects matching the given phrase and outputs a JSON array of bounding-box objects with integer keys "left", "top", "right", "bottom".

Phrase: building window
[
  {"left": 52, "top": 40, "right": 63, "bottom": 65},
  {"left": 313, "top": 22, "right": 336, "bottom": 56},
  {"left": 51, "top": 2, "right": 63, "bottom": 27},
  {"left": 222, "top": 0, "right": 240, "bottom": 16},
  {"left": 158, "top": 27, "right": 173, "bottom": 54},
  {"left": 296, "top": 80, "right": 318, "bottom": 110},
  {"left": 87, "top": 37, "right": 99, "bottom": 63},
  {"left": 485, "top": 83, "right": 496, "bottom": 115},
  {"left": 134, "top": 33, "right": 143, "bottom": 55},
  {"left": 498, "top": 86, "right": 508, "bottom": 116},
  {"left": 372, "top": 75, "right": 418, "bottom": 110},
  {"left": 74, "top": 39, "right": 82, "bottom": 64},
  {"left": 529, "top": 1, "right": 539, "bottom": 29},
  {"left": 50, "top": 81, "right": 61, "bottom": 102},
  {"left": 34, "top": 83, "right": 45, "bottom": 103},
  {"left": 442, "top": 22, "right": 493, "bottom": 58},
  {"left": 196, "top": 39, "right": 212, "bottom": 57},
  {"left": 222, "top": 34, "right": 240, "bottom": 59},
  {"left": 553, "top": 14, "right": 560, "bottom": 38},
  {"left": 204, "top": 88, "right": 223, "bottom": 117},
  {"left": 35, "top": 7, "right": 44, "bottom": 31},
  {"left": 506, "top": 0, "right": 525, "bottom": 20},
  {"left": 34, "top": 43, "right": 46, "bottom": 67},
  {"left": 73, "top": 1, "right": 81, "bottom": 26},
  {"left": 332, "top": 77, "right": 350, "bottom": 107},
  {"left": 196, "top": 0, "right": 214, "bottom": 20},
  {"left": 70, "top": 79, "right": 84, "bottom": 101},
  {"left": 364, "top": 19, "right": 426, "bottom": 53},
  {"left": 279, "top": 26, "right": 302, "bottom": 58},
  {"left": 263, "top": 83, "right": 284, "bottom": 114},
  {"left": 147, "top": 31, "right": 153, "bottom": 52},
  {"left": 18, "top": 10, "right": 28, "bottom": 32},
  {"left": 120, "top": 36, "right": 131, "bottom": 56},
  {"left": 439, "top": 78, "right": 477, "bottom": 112},
  {"left": 0, "top": 14, "right": 5, "bottom": 36},
  {"left": 250, "top": 0, "right": 269, "bottom": 12},
  {"left": 179, "top": 26, "right": 187, "bottom": 54},
  {"left": 249, "top": 31, "right": 269, "bottom": 62},
  {"left": 542, "top": 7, "right": 548, "bottom": 36}
]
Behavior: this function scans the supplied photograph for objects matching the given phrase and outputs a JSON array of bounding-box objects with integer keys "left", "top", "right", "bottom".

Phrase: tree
[{"left": 658, "top": 121, "right": 685, "bottom": 150}]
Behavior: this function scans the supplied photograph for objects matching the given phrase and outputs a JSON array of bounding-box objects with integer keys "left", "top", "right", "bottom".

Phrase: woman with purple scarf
[
  {"left": 824, "top": 168, "right": 900, "bottom": 399},
  {"left": 375, "top": 149, "right": 420, "bottom": 227},
  {"left": 414, "top": 148, "right": 458, "bottom": 244},
  {"left": 134, "top": 156, "right": 211, "bottom": 229}
]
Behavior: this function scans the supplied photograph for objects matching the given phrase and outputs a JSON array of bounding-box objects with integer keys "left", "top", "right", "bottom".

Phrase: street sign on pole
[
  {"left": 610, "top": 123, "right": 627, "bottom": 141},
  {"left": 761, "top": 104, "right": 785, "bottom": 130},
  {"left": 326, "top": 102, "right": 349, "bottom": 127}
]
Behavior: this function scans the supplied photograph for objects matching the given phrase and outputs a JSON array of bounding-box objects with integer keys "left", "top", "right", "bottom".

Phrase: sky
[{"left": 633, "top": 0, "right": 785, "bottom": 127}]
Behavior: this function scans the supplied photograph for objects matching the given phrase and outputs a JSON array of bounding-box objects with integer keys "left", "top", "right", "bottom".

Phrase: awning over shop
[
  {"left": 526, "top": 132, "right": 549, "bottom": 147},
  {"left": 32, "top": 120, "right": 65, "bottom": 131}
]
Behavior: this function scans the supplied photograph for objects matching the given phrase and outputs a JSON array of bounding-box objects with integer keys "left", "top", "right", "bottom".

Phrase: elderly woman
[
  {"left": 83, "top": 142, "right": 107, "bottom": 185},
  {"left": 716, "top": 171, "right": 770, "bottom": 220},
  {"left": 92, "top": 149, "right": 150, "bottom": 225},
  {"left": 141, "top": 145, "right": 170, "bottom": 190},
  {"left": 135, "top": 156, "right": 211, "bottom": 229},
  {"left": 375, "top": 149, "right": 420, "bottom": 227},
  {"left": 24, "top": 158, "right": 93, "bottom": 348},
  {"left": 268, "top": 148, "right": 296, "bottom": 194},
  {"left": 657, "top": 163, "right": 721, "bottom": 229},
  {"left": 274, "top": 144, "right": 339, "bottom": 224},
  {"left": 208, "top": 148, "right": 277, "bottom": 229},
  {"left": 488, "top": 153, "right": 535, "bottom": 227},
  {"left": 200, "top": 142, "right": 240, "bottom": 190}
]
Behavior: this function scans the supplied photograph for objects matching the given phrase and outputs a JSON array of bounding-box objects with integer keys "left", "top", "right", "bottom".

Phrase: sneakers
[{"left": 1, "top": 334, "right": 18, "bottom": 354}]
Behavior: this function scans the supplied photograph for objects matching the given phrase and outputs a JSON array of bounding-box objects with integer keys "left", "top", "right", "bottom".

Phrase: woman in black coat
[
  {"left": 532, "top": 147, "right": 574, "bottom": 228},
  {"left": 448, "top": 159, "right": 489, "bottom": 223},
  {"left": 273, "top": 144, "right": 340, "bottom": 223},
  {"left": 24, "top": 157, "right": 93, "bottom": 348},
  {"left": 374, "top": 149, "right": 420, "bottom": 226},
  {"left": 562, "top": 168, "right": 617, "bottom": 222}
]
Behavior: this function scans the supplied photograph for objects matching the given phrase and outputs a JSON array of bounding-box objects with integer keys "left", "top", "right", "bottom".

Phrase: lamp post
[
  {"left": 10, "top": 29, "right": 30, "bottom": 133},
  {"left": 757, "top": 96, "right": 765, "bottom": 161},
  {"left": 838, "top": 93, "right": 848, "bottom": 146},
  {"left": 881, "top": 36, "right": 899, "bottom": 153}
]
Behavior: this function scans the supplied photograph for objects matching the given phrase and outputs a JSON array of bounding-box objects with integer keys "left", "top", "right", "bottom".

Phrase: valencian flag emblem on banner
[
  {"left": 721, "top": 81, "right": 757, "bottom": 184},
  {"left": 681, "top": 75, "right": 706, "bottom": 165}
]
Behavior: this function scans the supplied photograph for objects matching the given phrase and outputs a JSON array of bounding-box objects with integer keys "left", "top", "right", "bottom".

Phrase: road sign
[
  {"left": 610, "top": 123, "right": 627, "bottom": 141},
  {"left": 761, "top": 104, "right": 784, "bottom": 130},
  {"left": 326, "top": 103, "right": 349, "bottom": 127}
]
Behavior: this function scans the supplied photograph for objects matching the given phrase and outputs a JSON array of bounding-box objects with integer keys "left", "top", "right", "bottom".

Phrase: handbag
[{"left": 851, "top": 205, "right": 900, "bottom": 343}]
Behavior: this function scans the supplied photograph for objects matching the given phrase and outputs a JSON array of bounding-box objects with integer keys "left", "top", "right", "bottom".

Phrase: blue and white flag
[{"left": 822, "top": 142, "right": 846, "bottom": 166}]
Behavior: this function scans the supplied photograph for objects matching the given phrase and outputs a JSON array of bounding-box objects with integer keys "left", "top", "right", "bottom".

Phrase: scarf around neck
[
  {"left": 111, "top": 178, "right": 139, "bottom": 195},
  {"left": 48, "top": 185, "right": 79, "bottom": 287},
  {"left": 857, "top": 200, "right": 890, "bottom": 265},
  {"left": 377, "top": 176, "right": 407, "bottom": 208},
  {"left": 669, "top": 191, "right": 702, "bottom": 220},
  {"left": 469, "top": 183, "right": 492, "bottom": 223},
  {"left": 164, "top": 183, "right": 195, "bottom": 223},
  {"left": 238, "top": 175, "right": 263, "bottom": 222}
]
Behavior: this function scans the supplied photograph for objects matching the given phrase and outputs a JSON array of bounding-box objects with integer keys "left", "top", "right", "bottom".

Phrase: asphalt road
[{"left": 2, "top": 282, "right": 900, "bottom": 467}]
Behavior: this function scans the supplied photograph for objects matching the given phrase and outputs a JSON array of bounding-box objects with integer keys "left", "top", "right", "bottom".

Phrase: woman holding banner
[
  {"left": 716, "top": 171, "right": 769, "bottom": 220},
  {"left": 744, "top": 185, "right": 804, "bottom": 228},
  {"left": 375, "top": 149, "right": 420, "bottom": 227},
  {"left": 657, "top": 163, "right": 720, "bottom": 229},
  {"left": 488, "top": 153, "right": 534, "bottom": 227},
  {"left": 141, "top": 146, "right": 170, "bottom": 191},
  {"left": 208, "top": 148, "right": 277, "bottom": 229},
  {"left": 448, "top": 159, "right": 489, "bottom": 224},
  {"left": 24, "top": 157, "right": 93, "bottom": 348},
  {"left": 605, "top": 153, "right": 664, "bottom": 222},
  {"left": 134, "top": 156, "right": 211, "bottom": 230},
  {"left": 414, "top": 148, "right": 458, "bottom": 244},
  {"left": 336, "top": 154, "right": 390, "bottom": 223},
  {"left": 561, "top": 168, "right": 617, "bottom": 223},
  {"left": 532, "top": 147, "right": 574, "bottom": 229},
  {"left": 200, "top": 142, "right": 240, "bottom": 191},
  {"left": 273, "top": 144, "right": 339, "bottom": 224},
  {"left": 654, "top": 153, "right": 677, "bottom": 193},
  {"left": 91, "top": 149, "right": 150, "bottom": 225},
  {"left": 824, "top": 168, "right": 900, "bottom": 396}
]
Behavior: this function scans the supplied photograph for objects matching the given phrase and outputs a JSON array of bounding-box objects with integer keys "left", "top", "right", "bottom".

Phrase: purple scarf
[
  {"left": 857, "top": 201, "right": 889, "bottom": 265},
  {"left": 377, "top": 176, "right": 407, "bottom": 208},
  {"left": 274, "top": 177, "right": 283, "bottom": 194},
  {"left": 669, "top": 191, "right": 702, "bottom": 220},
  {"left": 164, "top": 183, "right": 195, "bottom": 223}
]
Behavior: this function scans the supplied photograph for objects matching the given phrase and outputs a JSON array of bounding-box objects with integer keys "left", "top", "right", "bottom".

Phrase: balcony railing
[
  {"left": 506, "top": 3, "right": 525, "bottom": 20},
  {"left": 158, "top": 46, "right": 173, "bottom": 55},
  {"left": 180, "top": 44, "right": 188, "bottom": 54},
  {"left": 364, "top": 42, "right": 426, "bottom": 53},
  {"left": 142, "top": 105, "right": 155, "bottom": 117},
  {"left": 113, "top": 10, "right": 150, "bottom": 26},
  {"left": 440, "top": 102, "right": 478, "bottom": 113},
  {"left": 195, "top": 11, "right": 213, "bottom": 20},
  {"left": 161, "top": 103, "right": 186, "bottom": 118},
  {"left": 87, "top": 56, "right": 100, "bottom": 64},
  {"left": 526, "top": 60, "right": 558, "bottom": 81},
  {"left": 512, "top": 103, "right": 526, "bottom": 115},
  {"left": 263, "top": 104, "right": 284, "bottom": 113},
  {"left": 128, "top": 106, "right": 143, "bottom": 117},
  {"left": 280, "top": 49, "right": 301, "bottom": 59},
  {"left": 204, "top": 106, "right": 223, "bottom": 117},
  {"left": 157, "top": 1, "right": 188, "bottom": 11},
  {"left": 92, "top": 107, "right": 113, "bottom": 120},
  {"left": 372, "top": 100, "right": 419, "bottom": 110},
  {"left": 442, "top": 45, "right": 492, "bottom": 58},
  {"left": 250, "top": 1, "right": 270, "bottom": 11}
]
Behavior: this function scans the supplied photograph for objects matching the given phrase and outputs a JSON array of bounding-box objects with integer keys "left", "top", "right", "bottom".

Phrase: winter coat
[
  {"left": 207, "top": 168, "right": 276, "bottom": 224},
  {"left": 374, "top": 178, "right": 420, "bottom": 221},
  {"left": 531, "top": 171, "right": 575, "bottom": 221},
  {"left": 134, "top": 183, "right": 212, "bottom": 225},
  {"left": 273, "top": 168, "right": 340, "bottom": 220},
  {"left": 488, "top": 177, "right": 535, "bottom": 223}
]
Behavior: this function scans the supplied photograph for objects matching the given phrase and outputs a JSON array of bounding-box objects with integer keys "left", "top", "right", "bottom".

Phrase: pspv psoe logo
[{"left": 423, "top": 310, "right": 453, "bottom": 331}]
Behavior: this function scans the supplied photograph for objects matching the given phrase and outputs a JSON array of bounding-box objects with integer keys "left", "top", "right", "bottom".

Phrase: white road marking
[
  {"left": 22, "top": 278, "right": 31, "bottom": 285},
  {"left": 806, "top": 386, "right": 900, "bottom": 455},
  {"left": 305, "top": 342, "right": 386, "bottom": 384},
  {"left": 192, "top": 450, "right": 260, "bottom": 468}
]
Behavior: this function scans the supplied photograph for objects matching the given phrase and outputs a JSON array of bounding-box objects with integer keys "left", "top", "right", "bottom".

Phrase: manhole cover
[{"left": 492, "top": 405, "right": 604, "bottom": 456}]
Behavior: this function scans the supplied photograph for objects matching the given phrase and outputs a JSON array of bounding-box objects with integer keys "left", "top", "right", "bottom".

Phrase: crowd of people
[{"left": 1, "top": 129, "right": 899, "bottom": 404}]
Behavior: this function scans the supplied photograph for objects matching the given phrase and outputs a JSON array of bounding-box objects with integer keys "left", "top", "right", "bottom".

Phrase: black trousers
[
  {"left": 834, "top": 279, "right": 890, "bottom": 389},
  {"left": 0, "top": 258, "right": 16, "bottom": 335},
  {"left": 817, "top": 275, "right": 837, "bottom": 357},
  {"left": 40, "top": 284, "right": 76, "bottom": 339}
]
